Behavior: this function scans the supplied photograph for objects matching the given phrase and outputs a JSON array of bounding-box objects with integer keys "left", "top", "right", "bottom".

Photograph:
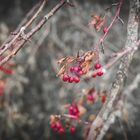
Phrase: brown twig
[
  {"left": 0, "top": 0, "right": 69, "bottom": 66},
  {"left": 94, "top": 0, "right": 123, "bottom": 51},
  {"left": 0, "top": 0, "right": 47, "bottom": 56}
]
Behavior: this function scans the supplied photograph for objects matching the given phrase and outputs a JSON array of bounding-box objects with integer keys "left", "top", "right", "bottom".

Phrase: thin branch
[
  {"left": 94, "top": 0, "right": 123, "bottom": 51},
  {"left": 0, "top": 0, "right": 68, "bottom": 66},
  {"left": 0, "top": 0, "right": 47, "bottom": 56}
]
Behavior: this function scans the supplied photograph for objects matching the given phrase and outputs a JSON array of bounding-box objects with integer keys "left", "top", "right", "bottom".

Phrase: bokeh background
[{"left": 0, "top": 0, "right": 140, "bottom": 140}]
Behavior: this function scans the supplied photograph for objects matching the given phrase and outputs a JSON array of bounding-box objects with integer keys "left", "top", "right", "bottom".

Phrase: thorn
[
  {"left": 112, "top": 2, "right": 119, "bottom": 6},
  {"left": 101, "top": 42, "right": 105, "bottom": 54},
  {"left": 65, "top": 0, "right": 75, "bottom": 7},
  {"left": 105, "top": 2, "right": 119, "bottom": 11},
  {"left": 117, "top": 16, "right": 124, "bottom": 25},
  {"left": 109, "top": 53, "right": 118, "bottom": 59},
  {"left": 10, "top": 32, "right": 18, "bottom": 35}
]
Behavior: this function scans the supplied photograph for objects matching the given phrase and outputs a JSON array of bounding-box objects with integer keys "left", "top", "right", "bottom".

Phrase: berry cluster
[
  {"left": 62, "top": 66, "right": 84, "bottom": 83},
  {"left": 62, "top": 63, "right": 105, "bottom": 83},
  {"left": 0, "top": 66, "right": 13, "bottom": 75},
  {"left": 92, "top": 63, "right": 104, "bottom": 78},
  {"left": 50, "top": 115, "right": 76, "bottom": 134},
  {"left": 84, "top": 88, "right": 107, "bottom": 104},
  {"left": 51, "top": 121, "right": 64, "bottom": 134},
  {"left": 68, "top": 104, "right": 80, "bottom": 119}
]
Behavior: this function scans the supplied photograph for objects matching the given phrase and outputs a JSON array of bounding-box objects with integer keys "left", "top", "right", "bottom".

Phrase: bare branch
[{"left": 0, "top": 0, "right": 68, "bottom": 66}]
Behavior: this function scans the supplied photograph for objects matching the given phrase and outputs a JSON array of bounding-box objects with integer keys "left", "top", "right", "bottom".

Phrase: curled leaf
[
  {"left": 89, "top": 14, "right": 105, "bottom": 31},
  {"left": 57, "top": 65, "right": 67, "bottom": 76}
]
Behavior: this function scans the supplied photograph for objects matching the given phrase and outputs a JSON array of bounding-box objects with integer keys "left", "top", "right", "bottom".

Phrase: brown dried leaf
[
  {"left": 87, "top": 88, "right": 96, "bottom": 95},
  {"left": 80, "top": 51, "right": 96, "bottom": 73},
  {"left": 78, "top": 95, "right": 87, "bottom": 105},
  {"left": 78, "top": 105, "right": 87, "bottom": 116},
  {"left": 57, "top": 56, "right": 75, "bottom": 76},
  {"left": 89, "top": 114, "right": 96, "bottom": 122},
  {"left": 57, "top": 65, "right": 67, "bottom": 76},
  {"left": 50, "top": 115, "right": 56, "bottom": 123},
  {"left": 58, "top": 56, "right": 75, "bottom": 65},
  {"left": 80, "top": 60, "right": 92, "bottom": 74},
  {"left": 57, "top": 57, "right": 67, "bottom": 65},
  {"left": 84, "top": 51, "right": 96, "bottom": 61},
  {"left": 89, "top": 15, "right": 105, "bottom": 31},
  {"left": 66, "top": 56, "right": 75, "bottom": 63}
]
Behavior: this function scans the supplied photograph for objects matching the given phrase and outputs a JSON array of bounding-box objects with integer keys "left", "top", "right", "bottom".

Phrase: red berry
[
  {"left": 59, "top": 128, "right": 64, "bottom": 134},
  {"left": 87, "top": 95, "right": 94, "bottom": 101},
  {"left": 70, "top": 67, "right": 74, "bottom": 73},
  {"left": 103, "top": 27, "right": 108, "bottom": 34},
  {"left": 73, "top": 66, "right": 80, "bottom": 72},
  {"left": 79, "top": 70, "right": 84, "bottom": 75},
  {"left": 92, "top": 72, "right": 97, "bottom": 78},
  {"left": 51, "top": 123, "right": 56, "bottom": 129},
  {"left": 94, "top": 63, "right": 101, "bottom": 69},
  {"left": 62, "top": 74, "right": 69, "bottom": 82},
  {"left": 74, "top": 76, "right": 80, "bottom": 83},
  {"left": 56, "top": 122, "right": 62, "bottom": 129},
  {"left": 70, "top": 127, "right": 76, "bottom": 133},
  {"left": 68, "top": 77, "right": 74, "bottom": 83},
  {"left": 101, "top": 95, "right": 106, "bottom": 103},
  {"left": 68, "top": 104, "right": 79, "bottom": 118},
  {"left": 97, "top": 71, "right": 104, "bottom": 76}
]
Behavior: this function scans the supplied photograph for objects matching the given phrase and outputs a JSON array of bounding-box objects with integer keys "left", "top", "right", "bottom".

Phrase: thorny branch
[
  {"left": 0, "top": 0, "right": 70, "bottom": 66},
  {"left": 87, "top": 0, "right": 139, "bottom": 140},
  {"left": 94, "top": 0, "right": 123, "bottom": 52},
  {"left": 0, "top": 0, "right": 47, "bottom": 56}
]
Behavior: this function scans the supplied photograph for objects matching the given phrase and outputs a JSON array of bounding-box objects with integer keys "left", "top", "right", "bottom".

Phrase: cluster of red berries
[
  {"left": 68, "top": 104, "right": 80, "bottom": 118},
  {"left": 92, "top": 63, "right": 104, "bottom": 78},
  {"left": 86, "top": 89, "right": 106, "bottom": 103},
  {"left": 87, "top": 94, "right": 106, "bottom": 103},
  {"left": 0, "top": 66, "right": 13, "bottom": 75},
  {"left": 51, "top": 121, "right": 64, "bottom": 134},
  {"left": 62, "top": 74, "right": 80, "bottom": 83},
  {"left": 62, "top": 63, "right": 104, "bottom": 83},
  {"left": 50, "top": 120, "right": 76, "bottom": 134},
  {"left": 62, "top": 66, "right": 84, "bottom": 83}
]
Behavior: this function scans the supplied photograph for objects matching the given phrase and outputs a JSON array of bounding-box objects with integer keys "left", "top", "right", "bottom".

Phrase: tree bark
[{"left": 87, "top": 0, "right": 139, "bottom": 140}]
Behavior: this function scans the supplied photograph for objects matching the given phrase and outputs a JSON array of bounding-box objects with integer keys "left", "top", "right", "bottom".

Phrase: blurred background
[{"left": 0, "top": 0, "right": 140, "bottom": 140}]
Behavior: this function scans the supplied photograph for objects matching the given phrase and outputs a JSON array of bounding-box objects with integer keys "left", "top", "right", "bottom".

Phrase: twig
[
  {"left": 117, "top": 117, "right": 128, "bottom": 140},
  {"left": 0, "top": 0, "right": 69, "bottom": 66},
  {"left": 0, "top": 0, "right": 47, "bottom": 56},
  {"left": 56, "top": 114, "right": 90, "bottom": 125},
  {"left": 94, "top": 0, "right": 123, "bottom": 51},
  {"left": 87, "top": 0, "right": 139, "bottom": 139}
]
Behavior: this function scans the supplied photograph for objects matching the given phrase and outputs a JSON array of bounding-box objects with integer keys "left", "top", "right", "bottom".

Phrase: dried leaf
[
  {"left": 57, "top": 56, "right": 75, "bottom": 76},
  {"left": 78, "top": 105, "right": 87, "bottom": 116},
  {"left": 57, "top": 57, "right": 67, "bottom": 65},
  {"left": 80, "top": 60, "right": 92, "bottom": 74},
  {"left": 57, "top": 65, "right": 66, "bottom": 76},
  {"left": 89, "top": 15, "right": 105, "bottom": 31},
  {"left": 79, "top": 51, "right": 96, "bottom": 73}
]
